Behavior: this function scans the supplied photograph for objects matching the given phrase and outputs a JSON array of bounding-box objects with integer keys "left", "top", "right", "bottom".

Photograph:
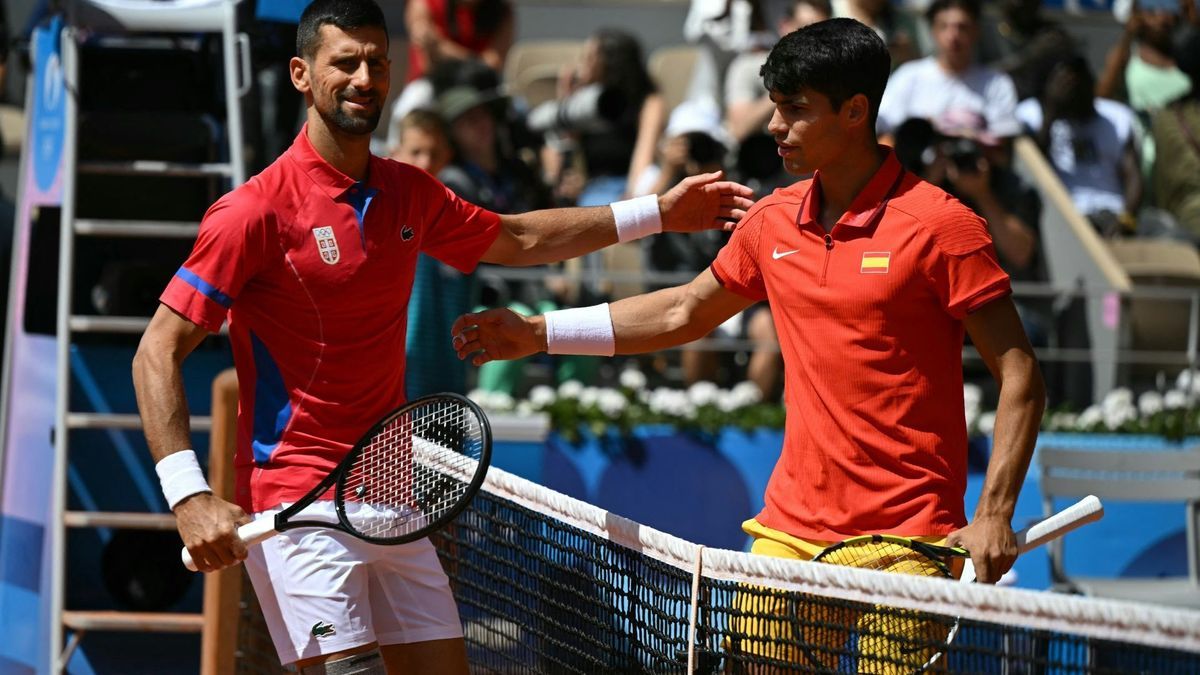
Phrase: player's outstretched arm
[
  {"left": 452, "top": 268, "right": 752, "bottom": 366},
  {"left": 133, "top": 305, "right": 249, "bottom": 573},
  {"left": 946, "top": 296, "right": 1046, "bottom": 583},
  {"left": 480, "top": 172, "right": 754, "bottom": 267}
]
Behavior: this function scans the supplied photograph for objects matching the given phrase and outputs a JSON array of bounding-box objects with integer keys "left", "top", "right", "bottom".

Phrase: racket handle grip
[
  {"left": 1016, "top": 494, "right": 1104, "bottom": 553},
  {"left": 181, "top": 516, "right": 280, "bottom": 572}
]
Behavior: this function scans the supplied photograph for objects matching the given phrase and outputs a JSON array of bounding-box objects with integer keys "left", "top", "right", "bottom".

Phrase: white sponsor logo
[
  {"left": 772, "top": 246, "right": 800, "bottom": 260},
  {"left": 313, "top": 226, "right": 340, "bottom": 265}
]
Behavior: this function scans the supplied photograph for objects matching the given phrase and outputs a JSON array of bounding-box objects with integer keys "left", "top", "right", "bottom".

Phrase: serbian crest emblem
[{"left": 312, "top": 226, "right": 340, "bottom": 265}]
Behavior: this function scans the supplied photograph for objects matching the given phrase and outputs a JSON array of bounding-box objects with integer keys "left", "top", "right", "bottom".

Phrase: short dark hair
[
  {"left": 296, "top": 0, "right": 388, "bottom": 60},
  {"left": 925, "top": 0, "right": 981, "bottom": 25},
  {"left": 760, "top": 18, "right": 890, "bottom": 125}
]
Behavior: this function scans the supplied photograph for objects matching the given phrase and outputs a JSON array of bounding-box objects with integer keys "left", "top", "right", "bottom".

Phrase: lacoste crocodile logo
[
  {"left": 401, "top": 225, "right": 415, "bottom": 241},
  {"left": 311, "top": 621, "right": 337, "bottom": 638}
]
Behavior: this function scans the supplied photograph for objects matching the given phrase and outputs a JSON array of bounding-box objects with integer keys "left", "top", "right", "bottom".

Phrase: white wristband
[
  {"left": 611, "top": 194, "right": 662, "bottom": 243},
  {"left": 544, "top": 303, "right": 616, "bottom": 356},
  {"left": 155, "top": 449, "right": 212, "bottom": 510}
]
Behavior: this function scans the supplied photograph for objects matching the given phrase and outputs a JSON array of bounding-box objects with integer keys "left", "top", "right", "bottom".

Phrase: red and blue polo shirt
[
  {"left": 711, "top": 148, "right": 1011, "bottom": 541},
  {"left": 161, "top": 127, "right": 501, "bottom": 513}
]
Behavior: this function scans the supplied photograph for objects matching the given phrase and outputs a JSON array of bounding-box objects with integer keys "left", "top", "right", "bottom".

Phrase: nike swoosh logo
[{"left": 772, "top": 247, "right": 800, "bottom": 260}]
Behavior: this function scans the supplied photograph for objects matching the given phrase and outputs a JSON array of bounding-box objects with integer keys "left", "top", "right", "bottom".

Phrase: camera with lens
[
  {"left": 940, "top": 137, "right": 983, "bottom": 172},
  {"left": 526, "top": 84, "right": 628, "bottom": 134}
]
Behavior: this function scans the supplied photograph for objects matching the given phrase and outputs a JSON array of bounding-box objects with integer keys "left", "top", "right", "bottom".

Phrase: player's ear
[
  {"left": 289, "top": 56, "right": 312, "bottom": 95},
  {"left": 843, "top": 93, "right": 870, "bottom": 129}
]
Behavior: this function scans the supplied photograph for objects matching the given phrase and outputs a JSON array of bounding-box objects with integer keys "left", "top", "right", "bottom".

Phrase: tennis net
[{"left": 431, "top": 464, "right": 1200, "bottom": 674}]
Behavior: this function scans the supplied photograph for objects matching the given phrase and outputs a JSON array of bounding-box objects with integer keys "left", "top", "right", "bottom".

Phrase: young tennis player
[{"left": 454, "top": 17, "right": 1045, "bottom": 670}]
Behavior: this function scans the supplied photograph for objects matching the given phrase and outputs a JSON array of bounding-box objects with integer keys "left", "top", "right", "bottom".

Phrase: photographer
[{"left": 895, "top": 113, "right": 1046, "bottom": 344}]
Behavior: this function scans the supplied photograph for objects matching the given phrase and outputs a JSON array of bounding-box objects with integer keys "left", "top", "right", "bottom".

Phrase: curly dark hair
[{"left": 296, "top": 0, "right": 388, "bottom": 59}]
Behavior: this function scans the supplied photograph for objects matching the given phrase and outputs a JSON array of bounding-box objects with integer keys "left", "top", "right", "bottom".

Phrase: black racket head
[
  {"left": 332, "top": 393, "right": 492, "bottom": 545},
  {"left": 806, "top": 535, "right": 960, "bottom": 673}
]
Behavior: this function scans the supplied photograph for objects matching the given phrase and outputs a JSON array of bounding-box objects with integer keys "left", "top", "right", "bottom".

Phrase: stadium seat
[
  {"left": 648, "top": 45, "right": 700, "bottom": 114},
  {"left": 1107, "top": 239, "right": 1200, "bottom": 383},
  {"left": 1038, "top": 445, "right": 1200, "bottom": 608},
  {"left": 503, "top": 40, "right": 584, "bottom": 108}
]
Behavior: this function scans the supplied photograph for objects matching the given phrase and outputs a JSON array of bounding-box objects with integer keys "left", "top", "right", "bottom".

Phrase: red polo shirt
[
  {"left": 161, "top": 127, "right": 501, "bottom": 512},
  {"left": 711, "top": 149, "right": 1011, "bottom": 540}
]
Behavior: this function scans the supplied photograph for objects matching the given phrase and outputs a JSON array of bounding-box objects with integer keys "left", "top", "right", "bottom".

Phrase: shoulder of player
[
  {"left": 733, "top": 180, "right": 811, "bottom": 231},
  {"left": 886, "top": 178, "right": 993, "bottom": 256}
]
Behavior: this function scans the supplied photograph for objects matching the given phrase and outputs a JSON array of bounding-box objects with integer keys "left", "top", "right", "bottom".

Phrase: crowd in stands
[{"left": 378, "top": 0, "right": 1200, "bottom": 404}]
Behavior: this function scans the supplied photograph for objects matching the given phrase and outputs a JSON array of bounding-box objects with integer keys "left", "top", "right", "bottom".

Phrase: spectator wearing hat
[
  {"left": 877, "top": 0, "right": 1020, "bottom": 148},
  {"left": 894, "top": 114, "right": 1046, "bottom": 344}
]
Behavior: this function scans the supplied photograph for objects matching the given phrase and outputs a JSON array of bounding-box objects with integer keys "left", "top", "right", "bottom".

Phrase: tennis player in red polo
[
  {"left": 132, "top": 1, "right": 753, "bottom": 673},
  {"left": 454, "top": 18, "right": 1045, "bottom": 670}
]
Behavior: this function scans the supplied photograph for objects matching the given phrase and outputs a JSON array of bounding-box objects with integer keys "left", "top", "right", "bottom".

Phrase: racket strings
[
  {"left": 341, "top": 400, "right": 484, "bottom": 540},
  {"left": 807, "top": 540, "right": 957, "bottom": 672}
]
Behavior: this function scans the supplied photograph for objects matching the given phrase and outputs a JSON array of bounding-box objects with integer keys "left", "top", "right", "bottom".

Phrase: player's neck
[
  {"left": 305, "top": 116, "right": 372, "bottom": 181},
  {"left": 815, "top": 143, "right": 887, "bottom": 229}
]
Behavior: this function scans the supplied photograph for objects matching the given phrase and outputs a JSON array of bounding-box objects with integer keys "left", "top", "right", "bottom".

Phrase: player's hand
[
  {"left": 452, "top": 308, "right": 544, "bottom": 366},
  {"left": 174, "top": 492, "right": 250, "bottom": 573},
  {"left": 946, "top": 515, "right": 1017, "bottom": 584},
  {"left": 660, "top": 171, "right": 755, "bottom": 234}
]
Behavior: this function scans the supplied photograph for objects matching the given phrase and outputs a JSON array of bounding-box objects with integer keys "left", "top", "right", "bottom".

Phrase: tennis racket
[
  {"left": 182, "top": 392, "right": 491, "bottom": 571},
  {"left": 800, "top": 495, "right": 1104, "bottom": 672}
]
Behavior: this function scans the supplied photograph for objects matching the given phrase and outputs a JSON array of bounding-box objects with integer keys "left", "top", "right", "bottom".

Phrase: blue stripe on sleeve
[{"left": 175, "top": 267, "right": 234, "bottom": 308}]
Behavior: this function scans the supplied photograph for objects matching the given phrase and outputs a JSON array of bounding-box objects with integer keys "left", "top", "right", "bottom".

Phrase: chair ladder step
[
  {"left": 62, "top": 610, "right": 204, "bottom": 633},
  {"left": 78, "top": 160, "right": 233, "bottom": 177},
  {"left": 74, "top": 219, "right": 199, "bottom": 238},
  {"left": 64, "top": 511, "right": 176, "bottom": 530},
  {"left": 66, "top": 412, "right": 212, "bottom": 431}
]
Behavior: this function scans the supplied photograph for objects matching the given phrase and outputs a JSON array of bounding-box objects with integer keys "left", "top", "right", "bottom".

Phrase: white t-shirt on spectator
[
  {"left": 724, "top": 50, "right": 769, "bottom": 108},
  {"left": 876, "top": 56, "right": 1020, "bottom": 137},
  {"left": 1015, "top": 97, "right": 1135, "bottom": 217}
]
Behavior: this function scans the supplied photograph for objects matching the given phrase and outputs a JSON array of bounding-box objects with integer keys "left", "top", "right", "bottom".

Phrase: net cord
[{"left": 475, "top": 461, "right": 1200, "bottom": 654}]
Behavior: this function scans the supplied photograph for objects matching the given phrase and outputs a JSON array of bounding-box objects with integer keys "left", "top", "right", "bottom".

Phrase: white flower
[
  {"left": 648, "top": 387, "right": 674, "bottom": 414},
  {"left": 716, "top": 390, "right": 739, "bottom": 413},
  {"left": 515, "top": 400, "right": 536, "bottom": 416},
  {"left": 467, "top": 388, "right": 489, "bottom": 405},
  {"left": 580, "top": 387, "right": 600, "bottom": 407},
  {"left": 1077, "top": 405, "right": 1103, "bottom": 429},
  {"left": 1165, "top": 389, "right": 1189, "bottom": 410},
  {"left": 528, "top": 385, "right": 556, "bottom": 408},
  {"left": 1137, "top": 391, "right": 1164, "bottom": 417},
  {"left": 1103, "top": 401, "right": 1137, "bottom": 431},
  {"left": 558, "top": 380, "right": 583, "bottom": 399},
  {"left": 619, "top": 367, "right": 647, "bottom": 391},
  {"left": 687, "top": 381, "right": 720, "bottom": 407},
  {"left": 598, "top": 390, "right": 627, "bottom": 419},
  {"left": 1101, "top": 388, "right": 1133, "bottom": 416},
  {"left": 978, "top": 411, "right": 997, "bottom": 436},
  {"left": 1048, "top": 411, "right": 1078, "bottom": 430},
  {"left": 1176, "top": 369, "right": 1200, "bottom": 395},
  {"left": 730, "top": 381, "right": 762, "bottom": 406},
  {"left": 963, "top": 383, "right": 983, "bottom": 410}
]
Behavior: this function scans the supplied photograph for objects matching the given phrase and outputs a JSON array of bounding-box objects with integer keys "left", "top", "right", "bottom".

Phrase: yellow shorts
[{"left": 729, "top": 519, "right": 960, "bottom": 674}]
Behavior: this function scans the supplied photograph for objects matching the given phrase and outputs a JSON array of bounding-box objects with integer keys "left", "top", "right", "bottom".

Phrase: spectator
[
  {"left": 390, "top": 109, "right": 471, "bottom": 399},
  {"left": 832, "top": 0, "right": 927, "bottom": 68},
  {"left": 1017, "top": 56, "right": 1144, "bottom": 236},
  {"left": 980, "top": 0, "right": 1077, "bottom": 101},
  {"left": 405, "top": 0, "right": 513, "bottom": 82},
  {"left": 894, "top": 114, "right": 1047, "bottom": 344},
  {"left": 1097, "top": 0, "right": 1190, "bottom": 115},
  {"left": 876, "top": 0, "right": 1021, "bottom": 146},
  {"left": 682, "top": 0, "right": 779, "bottom": 111},
  {"left": 1153, "top": 27, "right": 1200, "bottom": 237}
]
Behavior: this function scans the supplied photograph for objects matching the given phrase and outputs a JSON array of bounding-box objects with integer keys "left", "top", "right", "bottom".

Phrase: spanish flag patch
[{"left": 860, "top": 252, "right": 890, "bottom": 274}]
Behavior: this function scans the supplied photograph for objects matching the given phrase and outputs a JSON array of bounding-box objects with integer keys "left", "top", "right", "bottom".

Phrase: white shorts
[{"left": 243, "top": 501, "right": 463, "bottom": 665}]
